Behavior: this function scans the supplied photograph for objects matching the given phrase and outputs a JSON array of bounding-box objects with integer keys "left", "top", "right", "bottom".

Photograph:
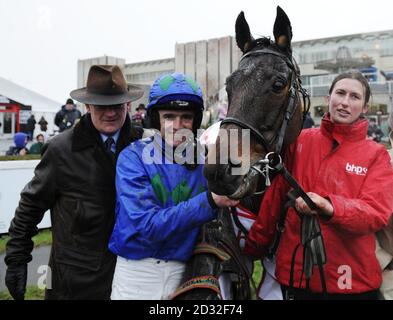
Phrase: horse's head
[{"left": 204, "top": 6, "right": 307, "bottom": 199}]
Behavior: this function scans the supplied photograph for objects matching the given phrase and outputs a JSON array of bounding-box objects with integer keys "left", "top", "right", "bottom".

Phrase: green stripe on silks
[
  {"left": 170, "top": 275, "right": 221, "bottom": 300},
  {"left": 151, "top": 173, "right": 170, "bottom": 205},
  {"left": 192, "top": 242, "right": 231, "bottom": 261},
  {"left": 171, "top": 180, "right": 193, "bottom": 205}
]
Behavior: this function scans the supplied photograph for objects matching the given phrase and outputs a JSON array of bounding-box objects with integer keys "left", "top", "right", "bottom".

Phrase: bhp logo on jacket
[{"left": 346, "top": 162, "right": 368, "bottom": 176}]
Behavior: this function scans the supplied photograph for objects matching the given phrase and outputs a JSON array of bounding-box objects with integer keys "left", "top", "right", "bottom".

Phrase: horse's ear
[
  {"left": 235, "top": 11, "right": 254, "bottom": 53},
  {"left": 273, "top": 6, "right": 292, "bottom": 52}
]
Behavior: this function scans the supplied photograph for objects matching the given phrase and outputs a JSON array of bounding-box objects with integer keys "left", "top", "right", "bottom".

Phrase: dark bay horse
[
  {"left": 204, "top": 6, "right": 308, "bottom": 199},
  {"left": 173, "top": 6, "right": 309, "bottom": 300}
]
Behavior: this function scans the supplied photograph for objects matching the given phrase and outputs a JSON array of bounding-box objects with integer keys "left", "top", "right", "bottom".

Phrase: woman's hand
[{"left": 294, "top": 192, "right": 334, "bottom": 217}]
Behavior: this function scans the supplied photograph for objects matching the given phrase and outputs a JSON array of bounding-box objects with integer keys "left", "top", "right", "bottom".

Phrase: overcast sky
[{"left": 0, "top": 0, "right": 392, "bottom": 104}]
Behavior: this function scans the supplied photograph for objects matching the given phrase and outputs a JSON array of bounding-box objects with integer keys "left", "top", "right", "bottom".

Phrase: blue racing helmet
[
  {"left": 147, "top": 73, "right": 204, "bottom": 109},
  {"left": 146, "top": 73, "right": 205, "bottom": 133}
]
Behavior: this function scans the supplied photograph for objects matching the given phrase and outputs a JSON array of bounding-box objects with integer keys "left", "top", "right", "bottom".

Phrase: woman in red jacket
[{"left": 245, "top": 70, "right": 393, "bottom": 300}]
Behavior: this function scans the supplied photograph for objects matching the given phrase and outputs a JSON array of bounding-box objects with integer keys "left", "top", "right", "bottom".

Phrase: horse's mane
[
  {"left": 245, "top": 37, "right": 292, "bottom": 59},
  {"left": 253, "top": 37, "right": 274, "bottom": 48},
  {"left": 245, "top": 37, "right": 274, "bottom": 52}
]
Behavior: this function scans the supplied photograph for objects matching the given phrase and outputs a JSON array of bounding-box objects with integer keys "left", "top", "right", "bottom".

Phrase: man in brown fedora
[{"left": 4, "top": 65, "right": 144, "bottom": 300}]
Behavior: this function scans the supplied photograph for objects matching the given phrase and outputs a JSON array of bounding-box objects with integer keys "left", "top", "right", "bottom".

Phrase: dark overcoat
[{"left": 5, "top": 113, "right": 142, "bottom": 299}]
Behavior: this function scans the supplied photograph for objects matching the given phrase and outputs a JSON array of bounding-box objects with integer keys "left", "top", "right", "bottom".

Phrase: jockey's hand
[
  {"left": 211, "top": 192, "right": 239, "bottom": 208},
  {"left": 294, "top": 192, "right": 334, "bottom": 218}
]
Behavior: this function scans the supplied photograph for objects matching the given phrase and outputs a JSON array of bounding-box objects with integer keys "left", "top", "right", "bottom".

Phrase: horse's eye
[{"left": 272, "top": 81, "right": 285, "bottom": 92}]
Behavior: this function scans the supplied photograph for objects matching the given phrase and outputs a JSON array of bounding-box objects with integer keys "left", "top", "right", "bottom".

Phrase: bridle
[
  {"left": 220, "top": 46, "right": 310, "bottom": 193},
  {"left": 221, "top": 47, "right": 310, "bottom": 156}
]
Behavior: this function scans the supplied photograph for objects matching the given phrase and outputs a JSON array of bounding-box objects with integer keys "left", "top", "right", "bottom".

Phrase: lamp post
[
  {"left": 388, "top": 80, "right": 393, "bottom": 118},
  {"left": 376, "top": 110, "right": 382, "bottom": 126}
]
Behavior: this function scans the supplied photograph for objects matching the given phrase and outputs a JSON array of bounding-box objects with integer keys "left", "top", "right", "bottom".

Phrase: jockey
[{"left": 108, "top": 72, "right": 238, "bottom": 300}]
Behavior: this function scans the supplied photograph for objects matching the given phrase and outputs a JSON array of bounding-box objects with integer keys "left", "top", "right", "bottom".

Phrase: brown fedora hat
[{"left": 70, "top": 65, "right": 143, "bottom": 105}]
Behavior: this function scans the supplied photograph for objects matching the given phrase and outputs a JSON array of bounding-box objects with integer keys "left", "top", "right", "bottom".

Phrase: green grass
[
  {"left": 0, "top": 260, "right": 263, "bottom": 301},
  {"left": 0, "top": 286, "right": 45, "bottom": 300},
  {"left": 0, "top": 229, "right": 52, "bottom": 254},
  {"left": 1, "top": 229, "right": 262, "bottom": 300},
  {"left": 252, "top": 260, "right": 263, "bottom": 284},
  {"left": 251, "top": 260, "right": 263, "bottom": 299},
  {"left": 0, "top": 230, "right": 51, "bottom": 300},
  {"left": 0, "top": 154, "right": 41, "bottom": 161},
  {"left": 0, "top": 235, "right": 7, "bottom": 254},
  {"left": 0, "top": 229, "right": 52, "bottom": 300},
  {"left": 32, "top": 229, "right": 52, "bottom": 248}
]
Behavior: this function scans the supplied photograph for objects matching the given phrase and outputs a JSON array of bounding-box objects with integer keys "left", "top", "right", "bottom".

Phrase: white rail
[{"left": 0, "top": 160, "right": 51, "bottom": 234}]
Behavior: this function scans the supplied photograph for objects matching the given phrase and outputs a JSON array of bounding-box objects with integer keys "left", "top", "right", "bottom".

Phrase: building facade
[
  {"left": 293, "top": 29, "right": 393, "bottom": 131},
  {"left": 174, "top": 36, "right": 242, "bottom": 104},
  {"left": 78, "top": 29, "right": 393, "bottom": 134},
  {"left": 124, "top": 58, "right": 175, "bottom": 109}
]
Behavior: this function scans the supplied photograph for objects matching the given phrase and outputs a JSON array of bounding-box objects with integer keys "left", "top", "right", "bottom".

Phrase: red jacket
[{"left": 245, "top": 115, "right": 393, "bottom": 294}]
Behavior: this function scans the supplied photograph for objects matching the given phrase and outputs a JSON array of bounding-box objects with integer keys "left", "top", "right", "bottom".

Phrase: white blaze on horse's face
[
  {"left": 199, "top": 121, "right": 221, "bottom": 146},
  {"left": 328, "top": 79, "right": 368, "bottom": 125},
  {"left": 201, "top": 122, "right": 251, "bottom": 177}
]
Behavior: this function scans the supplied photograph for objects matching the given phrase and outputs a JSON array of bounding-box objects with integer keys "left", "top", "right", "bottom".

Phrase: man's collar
[
  {"left": 100, "top": 130, "right": 120, "bottom": 144},
  {"left": 72, "top": 113, "right": 139, "bottom": 152},
  {"left": 72, "top": 114, "right": 100, "bottom": 151}
]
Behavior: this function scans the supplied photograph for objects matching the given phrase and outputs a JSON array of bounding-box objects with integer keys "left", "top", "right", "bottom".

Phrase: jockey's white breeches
[{"left": 111, "top": 256, "right": 185, "bottom": 300}]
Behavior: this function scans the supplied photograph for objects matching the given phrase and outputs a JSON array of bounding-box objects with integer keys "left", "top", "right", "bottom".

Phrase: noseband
[{"left": 221, "top": 47, "right": 310, "bottom": 155}]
